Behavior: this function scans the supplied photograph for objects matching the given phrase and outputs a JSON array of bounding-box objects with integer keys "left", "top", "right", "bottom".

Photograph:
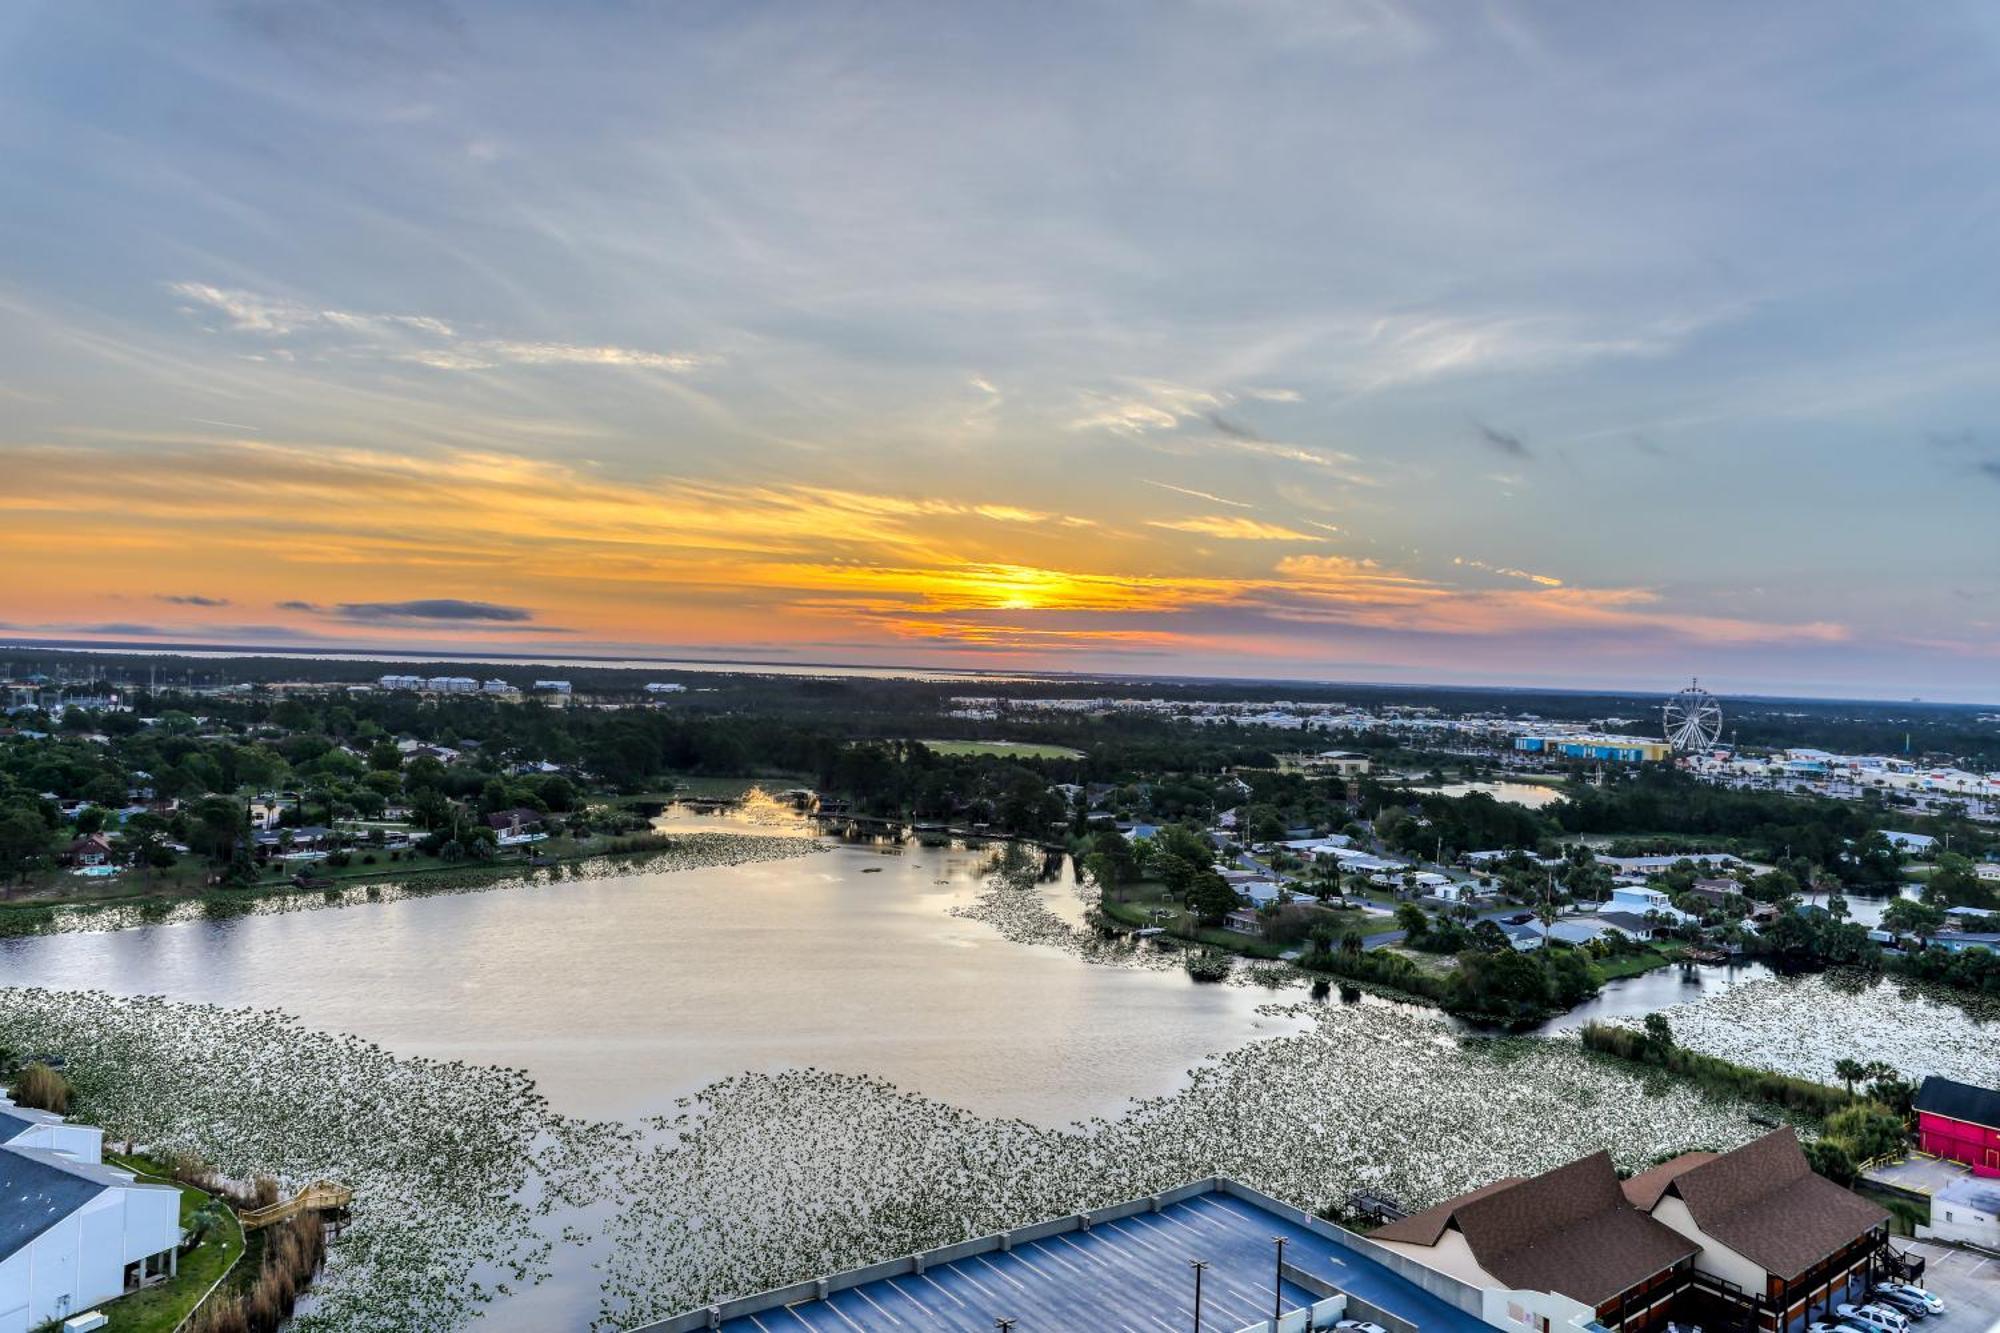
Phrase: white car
[
  {"left": 1837, "top": 1304, "right": 1910, "bottom": 1333},
  {"left": 1876, "top": 1283, "right": 1945, "bottom": 1317},
  {"left": 1335, "top": 1321, "right": 1388, "bottom": 1333},
  {"left": 1810, "top": 1322, "right": 1867, "bottom": 1333}
]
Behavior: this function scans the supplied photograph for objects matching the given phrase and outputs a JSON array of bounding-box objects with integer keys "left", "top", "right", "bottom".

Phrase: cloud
[
  {"left": 171, "top": 282, "right": 452, "bottom": 339},
  {"left": 1243, "top": 388, "right": 1303, "bottom": 403},
  {"left": 1474, "top": 421, "right": 1532, "bottom": 458},
  {"left": 157, "top": 593, "right": 231, "bottom": 607},
  {"left": 1147, "top": 515, "right": 1328, "bottom": 542},
  {"left": 1142, "top": 479, "right": 1253, "bottom": 509},
  {"left": 1452, "top": 557, "right": 1563, "bottom": 587},
  {"left": 334, "top": 598, "right": 535, "bottom": 622},
  {"left": 276, "top": 600, "right": 322, "bottom": 612},
  {"left": 170, "top": 282, "right": 706, "bottom": 375},
  {"left": 417, "top": 341, "right": 712, "bottom": 373}
]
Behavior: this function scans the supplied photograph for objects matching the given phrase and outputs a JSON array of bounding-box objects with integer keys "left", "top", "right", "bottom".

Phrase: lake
[
  {"left": 0, "top": 803, "right": 1301, "bottom": 1128},
  {"left": 1406, "top": 780, "right": 1565, "bottom": 809}
]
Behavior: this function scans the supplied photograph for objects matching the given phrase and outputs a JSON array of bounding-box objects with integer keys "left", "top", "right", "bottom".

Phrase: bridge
[{"left": 240, "top": 1179, "right": 353, "bottom": 1231}]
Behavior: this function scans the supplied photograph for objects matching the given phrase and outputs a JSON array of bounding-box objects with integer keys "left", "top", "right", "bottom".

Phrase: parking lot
[{"left": 1891, "top": 1239, "right": 2000, "bottom": 1333}]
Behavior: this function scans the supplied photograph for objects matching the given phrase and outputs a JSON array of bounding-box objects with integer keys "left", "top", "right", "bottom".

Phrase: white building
[
  {"left": 1606, "top": 884, "right": 1693, "bottom": 923},
  {"left": 0, "top": 1100, "right": 181, "bottom": 1333},
  {"left": 644, "top": 682, "right": 687, "bottom": 695},
  {"left": 1881, "top": 830, "right": 1937, "bottom": 854},
  {"left": 425, "top": 676, "right": 479, "bottom": 693},
  {"left": 376, "top": 674, "right": 425, "bottom": 690},
  {"left": 530, "top": 680, "right": 572, "bottom": 695},
  {"left": 1976, "top": 862, "right": 2000, "bottom": 883},
  {"left": 1918, "top": 1175, "right": 2000, "bottom": 1250},
  {"left": 0, "top": 1102, "right": 101, "bottom": 1163}
]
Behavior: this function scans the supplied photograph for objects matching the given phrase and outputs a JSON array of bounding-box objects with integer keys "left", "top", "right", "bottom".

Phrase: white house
[
  {"left": 1976, "top": 862, "right": 2000, "bottom": 884},
  {"left": 1606, "top": 884, "right": 1692, "bottom": 924},
  {"left": 0, "top": 1144, "right": 181, "bottom": 1332},
  {"left": 1881, "top": 830, "right": 1936, "bottom": 854}
]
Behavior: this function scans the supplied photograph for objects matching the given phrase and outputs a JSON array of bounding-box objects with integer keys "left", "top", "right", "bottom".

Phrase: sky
[{"left": 3, "top": 2, "right": 1999, "bottom": 700}]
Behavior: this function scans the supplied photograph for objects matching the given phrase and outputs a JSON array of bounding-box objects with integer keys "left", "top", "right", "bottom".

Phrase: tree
[
  {"left": 1824, "top": 1101, "right": 1908, "bottom": 1162},
  {"left": 0, "top": 810, "right": 50, "bottom": 886},
  {"left": 1804, "top": 1137, "right": 1857, "bottom": 1185},
  {"left": 1470, "top": 919, "right": 1510, "bottom": 952},
  {"left": 1881, "top": 898, "right": 1946, "bottom": 941},
  {"left": 1643, "top": 1012, "right": 1675, "bottom": 1056},
  {"left": 1395, "top": 903, "right": 1429, "bottom": 940},
  {"left": 1833, "top": 1057, "right": 1867, "bottom": 1095},
  {"left": 1185, "top": 870, "right": 1238, "bottom": 925}
]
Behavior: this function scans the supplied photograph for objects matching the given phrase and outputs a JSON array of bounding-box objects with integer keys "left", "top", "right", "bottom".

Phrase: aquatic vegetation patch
[
  {"left": 0, "top": 988, "right": 628, "bottom": 1333},
  {"left": 596, "top": 1000, "right": 1775, "bottom": 1329},
  {"left": 1610, "top": 972, "right": 2000, "bottom": 1088}
]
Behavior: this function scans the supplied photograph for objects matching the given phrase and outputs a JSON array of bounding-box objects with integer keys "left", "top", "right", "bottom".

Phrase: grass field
[
  {"left": 102, "top": 1154, "right": 244, "bottom": 1333},
  {"left": 913, "top": 739, "right": 1085, "bottom": 759}
]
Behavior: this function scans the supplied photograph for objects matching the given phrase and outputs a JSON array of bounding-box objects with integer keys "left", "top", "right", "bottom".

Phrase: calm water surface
[
  {"left": 1408, "top": 780, "right": 1564, "bottom": 809},
  {"left": 0, "top": 802, "right": 1302, "bottom": 1127}
]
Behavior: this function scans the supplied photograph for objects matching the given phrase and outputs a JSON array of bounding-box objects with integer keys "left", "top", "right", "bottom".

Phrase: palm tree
[{"left": 1833, "top": 1058, "right": 1866, "bottom": 1095}]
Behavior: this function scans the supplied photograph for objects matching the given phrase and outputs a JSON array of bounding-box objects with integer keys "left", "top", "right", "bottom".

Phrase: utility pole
[
  {"left": 1189, "top": 1259, "right": 1207, "bottom": 1333},
  {"left": 1272, "top": 1236, "right": 1288, "bottom": 1323}
]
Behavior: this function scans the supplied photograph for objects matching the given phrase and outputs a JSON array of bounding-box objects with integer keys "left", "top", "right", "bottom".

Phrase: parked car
[
  {"left": 1335, "top": 1320, "right": 1388, "bottom": 1333},
  {"left": 1870, "top": 1289, "right": 1932, "bottom": 1319},
  {"left": 1875, "top": 1284, "right": 1945, "bottom": 1317},
  {"left": 1837, "top": 1304, "right": 1910, "bottom": 1333},
  {"left": 1503, "top": 911, "right": 1536, "bottom": 925},
  {"left": 1809, "top": 1321, "right": 1867, "bottom": 1333}
]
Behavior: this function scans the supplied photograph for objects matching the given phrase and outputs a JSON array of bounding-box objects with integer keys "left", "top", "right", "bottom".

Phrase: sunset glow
[{"left": 4, "top": 4, "right": 1997, "bottom": 695}]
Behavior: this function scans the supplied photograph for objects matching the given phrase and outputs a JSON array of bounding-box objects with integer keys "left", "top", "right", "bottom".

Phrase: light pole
[
  {"left": 996, "top": 1321, "right": 1016, "bottom": 1332},
  {"left": 1189, "top": 1258, "right": 1208, "bottom": 1333},
  {"left": 1272, "top": 1236, "right": 1288, "bottom": 1322}
]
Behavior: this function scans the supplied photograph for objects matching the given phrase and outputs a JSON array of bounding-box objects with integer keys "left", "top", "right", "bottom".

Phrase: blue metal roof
[
  {"left": 712, "top": 1190, "right": 1491, "bottom": 1333},
  {"left": 0, "top": 1145, "right": 113, "bottom": 1263}
]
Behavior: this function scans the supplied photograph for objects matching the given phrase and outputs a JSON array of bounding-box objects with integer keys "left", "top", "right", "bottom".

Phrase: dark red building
[{"left": 1915, "top": 1075, "right": 2000, "bottom": 1177}]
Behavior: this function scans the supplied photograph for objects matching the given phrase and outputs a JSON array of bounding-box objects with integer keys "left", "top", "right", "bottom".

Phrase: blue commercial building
[{"left": 631, "top": 1179, "right": 1504, "bottom": 1333}]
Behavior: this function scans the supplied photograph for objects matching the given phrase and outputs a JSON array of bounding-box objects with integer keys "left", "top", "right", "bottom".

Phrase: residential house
[
  {"left": 1222, "top": 907, "right": 1261, "bottom": 935},
  {"left": 484, "top": 808, "right": 546, "bottom": 840},
  {"left": 1976, "top": 862, "right": 2000, "bottom": 884},
  {"left": 1914, "top": 1075, "right": 2000, "bottom": 1176},
  {"left": 0, "top": 1111, "right": 182, "bottom": 1331},
  {"left": 1881, "top": 831, "right": 1936, "bottom": 854},
  {"left": 60, "top": 835, "right": 114, "bottom": 869},
  {"left": 1606, "top": 884, "right": 1692, "bottom": 924}
]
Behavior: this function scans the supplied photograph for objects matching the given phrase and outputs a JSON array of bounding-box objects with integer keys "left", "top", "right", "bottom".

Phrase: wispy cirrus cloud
[
  {"left": 1147, "top": 515, "right": 1329, "bottom": 542},
  {"left": 171, "top": 281, "right": 708, "bottom": 375},
  {"left": 156, "top": 592, "right": 232, "bottom": 606}
]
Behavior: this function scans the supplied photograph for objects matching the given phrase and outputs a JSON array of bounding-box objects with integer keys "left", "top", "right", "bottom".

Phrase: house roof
[
  {"left": 1620, "top": 1152, "right": 1717, "bottom": 1210},
  {"left": 0, "top": 1144, "right": 113, "bottom": 1263},
  {"left": 1914, "top": 1075, "right": 2000, "bottom": 1130},
  {"left": 0, "top": 1103, "right": 62, "bottom": 1144},
  {"left": 1374, "top": 1153, "right": 1699, "bottom": 1306},
  {"left": 1662, "top": 1129, "right": 1886, "bottom": 1281}
]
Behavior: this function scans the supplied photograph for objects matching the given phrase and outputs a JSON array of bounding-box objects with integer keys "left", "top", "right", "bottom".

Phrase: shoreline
[{"left": 0, "top": 830, "right": 824, "bottom": 939}]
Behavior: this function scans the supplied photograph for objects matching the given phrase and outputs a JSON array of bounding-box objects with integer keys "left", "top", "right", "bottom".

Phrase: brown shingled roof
[
  {"left": 1621, "top": 1152, "right": 1717, "bottom": 1210},
  {"left": 1663, "top": 1129, "right": 1887, "bottom": 1282},
  {"left": 1375, "top": 1152, "right": 1699, "bottom": 1307}
]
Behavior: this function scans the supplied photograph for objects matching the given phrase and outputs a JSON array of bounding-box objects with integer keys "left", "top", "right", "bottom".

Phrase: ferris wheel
[{"left": 1662, "top": 678, "right": 1724, "bottom": 752}]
